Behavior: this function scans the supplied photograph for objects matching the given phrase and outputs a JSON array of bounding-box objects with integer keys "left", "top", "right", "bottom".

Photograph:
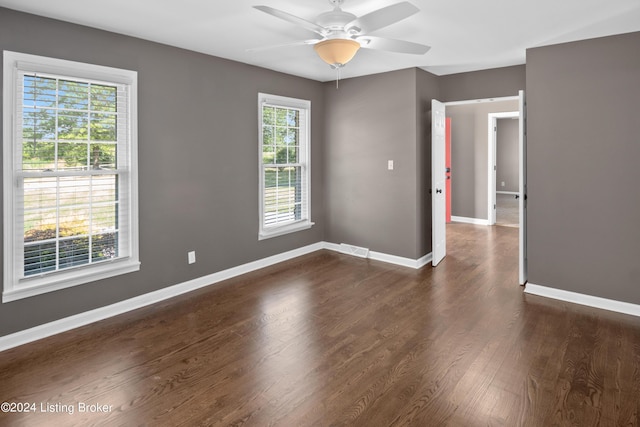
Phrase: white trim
[
  {"left": 369, "top": 250, "right": 432, "bottom": 269},
  {"left": 518, "top": 90, "right": 527, "bottom": 285},
  {"left": 525, "top": 283, "right": 640, "bottom": 318},
  {"left": 496, "top": 191, "right": 519, "bottom": 195},
  {"left": 258, "top": 92, "right": 312, "bottom": 240},
  {"left": 3, "top": 260, "right": 141, "bottom": 303},
  {"left": 258, "top": 221, "right": 314, "bottom": 241},
  {"left": 451, "top": 216, "right": 490, "bottom": 226},
  {"left": 3, "top": 51, "right": 139, "bottom": 302},
  {"left": 0, "top": 242, "right": 325, "bottom": 352},
  {"left": 444, "top": 96, "right": 519, "bottom": 107},
  {"left": 0, "top": 241, "right": 434, "bottom": 351},
  {"left": 324, "top": 242, "right": 432, "bottom": 269}
]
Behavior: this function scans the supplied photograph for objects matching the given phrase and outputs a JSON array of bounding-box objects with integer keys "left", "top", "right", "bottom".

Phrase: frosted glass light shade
[{"left": 313, "top": 39, "right": 360, "bottom": 67}]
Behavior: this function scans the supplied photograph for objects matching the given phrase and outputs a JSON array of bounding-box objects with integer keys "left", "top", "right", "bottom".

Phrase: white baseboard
[
  {"left": 324, "top": 242, "right": 432, "bottom": 269},
  {"left": 369, "top": 250, "right": 432, "bottom": 269},
  {"left": 525, "top": 283, "right": 640, "bottom": 318},
  {"left": 0, "top": 241, "right": 432, "bottom": 352},
  {"left": 0, "top": 242, "right": 325, "bottom": 353},
  {"left": 451, "top": 216, "right": 490, "bottom": 226}
]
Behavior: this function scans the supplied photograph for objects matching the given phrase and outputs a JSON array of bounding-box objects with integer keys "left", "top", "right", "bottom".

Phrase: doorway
[
  {"left": 488, "top": 112, "right": 520, "bottom": 227},
  {"left": 434, "top": 94, "right": 527, "bottom": 284}
]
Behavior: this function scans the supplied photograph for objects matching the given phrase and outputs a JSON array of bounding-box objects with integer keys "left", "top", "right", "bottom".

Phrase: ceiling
[{"left": 2, "top": 0, "right": 640, "bottom": 82}]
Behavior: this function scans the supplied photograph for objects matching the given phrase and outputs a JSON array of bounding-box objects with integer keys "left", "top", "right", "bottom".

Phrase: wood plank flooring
[{"left": 1, "top": 223, "right": 640, "bottom": 426}]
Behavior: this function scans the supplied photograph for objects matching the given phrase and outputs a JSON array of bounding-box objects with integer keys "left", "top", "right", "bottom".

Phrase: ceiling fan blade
[
  {"left": 253, "top": 6, "right": 327, "bottom": 36},
  {"left": 247, "top": 39, "right": 321, "bottom": 52},
  {"left": 357, "top": 36, "right": 431, "bottom": 55},
  {"left": 346, "top": 2, "right": 419, "bottom": 34}
]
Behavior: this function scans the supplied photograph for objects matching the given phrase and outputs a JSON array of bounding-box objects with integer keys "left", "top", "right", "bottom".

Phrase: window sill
[
  {"left": 3, "top": 258, "right": 141, "bottom": 303},
  {"left": 259, "top": 221, "right": 314, "bottom": 241}
]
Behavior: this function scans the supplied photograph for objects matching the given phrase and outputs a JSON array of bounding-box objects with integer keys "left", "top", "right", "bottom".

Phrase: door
[
  {"left": 518, "top": 90, "right": 528, "bottom": 284},
  {"left": 445, "top": 117, "right": 452, "bottom": 223},
  {"left": 432, "top": 99, "right": 446, "bottom": 266}
]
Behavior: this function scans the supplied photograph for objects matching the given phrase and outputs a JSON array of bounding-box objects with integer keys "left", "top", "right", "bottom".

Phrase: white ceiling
[{"left": 2, "top": 0, "right": 640, "bottom": 82}]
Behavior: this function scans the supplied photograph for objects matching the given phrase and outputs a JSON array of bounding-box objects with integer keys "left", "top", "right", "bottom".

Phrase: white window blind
[
  {"left": 3, "top": 51, "right": 139, "bottom": 302},
  {"left": 258, "top": 93, "right": 312, "bottom": 239}
]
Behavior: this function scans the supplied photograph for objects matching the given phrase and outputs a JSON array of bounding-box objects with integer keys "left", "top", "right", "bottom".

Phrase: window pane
[
  {"left": 59, "top": 206, "right": 90, "bottom": 237},
  {"left": 92, "top": 175, "right": 118, "bottom": 203},
  {"left": 21, "top": 174, "right": 121, "bottom": 276},
  {"left": 90, "top": 113, "right": 117, "bottom": 142},
  {"left": 24, "top": 177, "right": 58, "bottom": 211},
  {"left": 262, "top": 145, "right": 275, "bottom": 164},
  {"left": 58, "top": 80, "right": 88, "bottom": 110},
  {"left": 262, "top": 126, "right": 274, "bottom": 147},
  {"left": 24, "top": 208, "right": 57, "bottom": 242},
  {"left": 287, "top": 147, "right": 298, "bottom": 164},
  {"left": 58, "top": 176, "right": 91, "bottom": 207},
  {"left": 22, "top": 141, "right": 55, "bottom": 170},
  {"left": 275, "top": 108, "right": 289, "bottom": 126},
  {"left": 263, "top": 106, "right": 275, "bottom": 126},
  {"left": 22, "top": 107, "right": 56, "bottom": 141},
  {"left": 275, "top": 127, "right": 287, "bottom": 147},
  {"left": 23, "top": 76, "right": 57, "bottom": 108},
  {"left": 287, "top": 128, "right": 299, "bottom": 145},
  {"left": 24, "top": 241, "right": 57, "bottom": 276},
  {"left": 59, "top": 236, "right": 90, "bottom": 269},
  {"left": 58, "top": 142, "right": 89, "bottom": 169},
  {"left": 263, "top": 165, "right": 302, "bottom": 226},
  {"left": 91, "top": 203, "right": 117, "bottom": 232},
  {"left": 286, "top": 109, "right": 299, "bottom": 127},
  {"left": 92, "top": 232, "right": 118, "bottom": 261},
  {"left": 90, "top": 84, "right": 117, "bottom": 112},
  {"left": 58, "top": 110, "right": 88, "bottom": 141},
  {"left": 89, "top": 143, "right": 117, "bottom": 169}
]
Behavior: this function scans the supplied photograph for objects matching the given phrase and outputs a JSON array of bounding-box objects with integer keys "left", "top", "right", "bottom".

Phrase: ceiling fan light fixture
[{"left": 313, "top": 39, "right": 360, "bottom": 67}]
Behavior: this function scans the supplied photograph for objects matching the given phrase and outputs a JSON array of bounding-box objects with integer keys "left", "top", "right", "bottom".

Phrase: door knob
[{"left": 436, "top": 189, "right": 442, "bottom": 194}]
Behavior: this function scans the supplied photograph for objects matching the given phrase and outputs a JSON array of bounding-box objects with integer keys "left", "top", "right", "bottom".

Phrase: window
[
  {"left": 3, "top": 51, "right": 139, "bottom": 302},
  {"left": 258, "top": 93, "right": 312, "bottom": 239}
]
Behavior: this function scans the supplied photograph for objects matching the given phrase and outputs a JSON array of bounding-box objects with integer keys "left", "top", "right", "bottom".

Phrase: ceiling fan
[{"left": 252, "top": 0, "right": 431, "bottom": 69}]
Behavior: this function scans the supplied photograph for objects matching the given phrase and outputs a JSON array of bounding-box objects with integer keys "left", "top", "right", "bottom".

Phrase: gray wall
[
  {"left": 447, "top": 100, "right": 519, "bottom": 220},
  {"left": 0, "top": 8, "right": 325, "bottom": 336},
  {"left": 439, "top": 65, "right": 526, "bottom": 102},
  {"left": 323, "top": 68, "right": 438, "bottom": 259},
  {"left": 496, "top": 118, "right": 519, "bottom": 193},
  {"left": 526, "top": 31, "right": 640, "bottom": 304}
]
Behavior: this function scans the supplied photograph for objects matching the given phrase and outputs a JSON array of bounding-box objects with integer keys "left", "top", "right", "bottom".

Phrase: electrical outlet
[
  {"left": 501, "top": 181, "right": 505, "bottom": 187},
  {"left": 188, "top": 251, "right": 196, "bottom": 264},
  {"left": 388, "top": 160, "right": 394, "bottom": 170}
]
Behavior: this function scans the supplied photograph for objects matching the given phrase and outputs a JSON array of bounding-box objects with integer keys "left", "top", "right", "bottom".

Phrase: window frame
[
  {"left": 258, "top": 93, "right": 313, "bottom": 240},
  {"left": 2, "top": 51, "right": 140, "bottom": 302}
]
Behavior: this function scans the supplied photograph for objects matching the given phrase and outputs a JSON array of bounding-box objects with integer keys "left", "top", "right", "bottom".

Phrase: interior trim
[
  {"left": 525, "top": 283, "right": 640, "bottom": 318},
  {"left": 0, "top": 242, "right": 432, "bottom": 352},
  {"left": 451, "top": 216, "right": 490, "bottom": 226}
]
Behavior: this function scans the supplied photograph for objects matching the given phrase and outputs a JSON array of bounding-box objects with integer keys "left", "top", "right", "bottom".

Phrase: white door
[
  {"left": 518, "top": 90, "right": 528, "bottom": 284},
  {"left": 432, "top": 99, "right": 446, "bottom": 266}
]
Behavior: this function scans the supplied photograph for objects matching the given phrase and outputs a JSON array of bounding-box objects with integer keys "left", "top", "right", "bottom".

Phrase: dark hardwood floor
[{"left": 1, "top": 223, "right": 640, "bottom": 426}]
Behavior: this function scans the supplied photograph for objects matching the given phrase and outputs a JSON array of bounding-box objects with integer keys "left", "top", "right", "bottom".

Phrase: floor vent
[{"left": 339, "top": 243, "right": 370, "bottom": 258}]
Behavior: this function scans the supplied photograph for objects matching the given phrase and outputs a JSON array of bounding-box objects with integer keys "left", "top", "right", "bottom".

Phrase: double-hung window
[
  {"left": 258, "top": 93, "right": 312, "bottom": 239},
  {"left": 3, "top": 51, "right": 139, "bottom": 302}
]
